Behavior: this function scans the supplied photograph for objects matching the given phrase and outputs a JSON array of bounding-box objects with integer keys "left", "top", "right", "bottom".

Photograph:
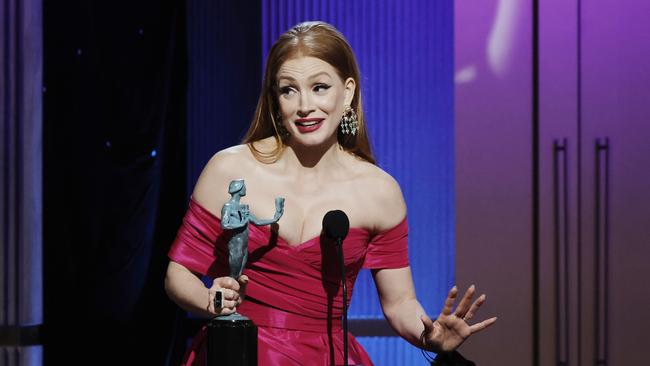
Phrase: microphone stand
[{"left": 336, "top": 237, "right": 348, "bottom": 366}]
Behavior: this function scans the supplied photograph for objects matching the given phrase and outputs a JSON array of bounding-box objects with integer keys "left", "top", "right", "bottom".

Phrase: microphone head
[{"left": 322, "top": 210, "right": 350, "bottom": 241}]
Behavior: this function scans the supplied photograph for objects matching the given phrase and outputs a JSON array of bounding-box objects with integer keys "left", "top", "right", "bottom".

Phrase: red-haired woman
[{"left": 165, "top": 21, "right": 495, "bottom": 365}]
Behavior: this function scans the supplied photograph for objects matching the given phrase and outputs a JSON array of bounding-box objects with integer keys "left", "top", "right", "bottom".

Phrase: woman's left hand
[{"left": 420, "top": 285, "right": 497, "bottom": 353}]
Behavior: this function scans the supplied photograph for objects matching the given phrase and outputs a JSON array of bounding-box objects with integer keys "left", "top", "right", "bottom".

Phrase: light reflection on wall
[{"left": 455, "top": 0, "right": 524, "bottom": 84}]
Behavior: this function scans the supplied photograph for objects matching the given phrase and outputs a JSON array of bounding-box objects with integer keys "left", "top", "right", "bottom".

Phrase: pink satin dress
[{"left": 168, "top": 199, "right": 409, "bottom": 365}]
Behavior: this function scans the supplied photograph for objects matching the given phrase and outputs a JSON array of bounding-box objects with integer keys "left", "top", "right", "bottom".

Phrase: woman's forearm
[
  {"left": 384, "top": 297, "right": 428, "bottom": 349},
  {"left": 165, "top": 262, "right": 213, "bottom": 318}
]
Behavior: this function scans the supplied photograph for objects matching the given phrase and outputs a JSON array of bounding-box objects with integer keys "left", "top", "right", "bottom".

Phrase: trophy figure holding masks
[
  {"left": 220, "top": 179, "right": 284, "bottom": 283},
  {"left": 207, "top": 179, "right": 284, "bottom": 366}
]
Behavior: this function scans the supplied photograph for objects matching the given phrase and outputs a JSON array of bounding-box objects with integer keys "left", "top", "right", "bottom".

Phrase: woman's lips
[{"left": 294, "top": 118, "right": 324, "bottom": 133}]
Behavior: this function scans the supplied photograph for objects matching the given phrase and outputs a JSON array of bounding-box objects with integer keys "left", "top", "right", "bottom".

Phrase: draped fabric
[
  {"left": 42, "top": 1, "right": 187, "bottom": 364},
  {"left": 168, "top": 199, "right": 409, "bottom": 365}
]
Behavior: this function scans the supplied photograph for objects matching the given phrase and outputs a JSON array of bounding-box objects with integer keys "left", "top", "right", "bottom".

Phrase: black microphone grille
[{"left": 322, "top": 210, "right": 350, "bottom": 240}]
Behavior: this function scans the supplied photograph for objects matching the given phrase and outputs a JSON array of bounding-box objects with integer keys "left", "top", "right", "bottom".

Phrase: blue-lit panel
[
  {"left": 262, "top": 0, "right": 454, "bottom": 321},
  {"left": 262, "top": 1, "right": 454, "bottom": 362},
  {"left": 188, "top": 0, "right": 454, "bottom": 362},
  {"left": 186, "top": 1, "right": 262, "bottom": 196}
]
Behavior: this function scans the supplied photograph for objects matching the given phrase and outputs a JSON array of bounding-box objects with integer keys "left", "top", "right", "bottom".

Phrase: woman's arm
[
  {"left": 365, "top": 166, "right": 496, "bottom": 352},
  {"left": 373, "top": 266, "right": 427, "bottom": 347},
  {"left": 165, "top": 147, "right": 253, "bottom": 316},
  {"left": 374, "top": 266, "right": 496, "bottom": 353},
  {"left": 165, "top": 261, "right": 246, "bottom": 318}
]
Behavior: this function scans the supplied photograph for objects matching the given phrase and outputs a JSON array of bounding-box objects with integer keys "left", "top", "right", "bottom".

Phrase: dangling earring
[
  {"left": 274, "top": 113, "right": 290, "bottom": 139},
  {"left": 339, "top": 105, "right": 359, "bottom": 136}
]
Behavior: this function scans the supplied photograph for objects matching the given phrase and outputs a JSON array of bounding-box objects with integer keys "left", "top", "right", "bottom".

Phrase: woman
[{"left": 165, "top": 21, "right": 496, "bottom": 365}]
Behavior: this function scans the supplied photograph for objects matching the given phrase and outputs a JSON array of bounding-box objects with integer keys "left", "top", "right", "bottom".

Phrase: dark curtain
[{"left": 43, "top": 1, "right": 186, "bottom": 364}]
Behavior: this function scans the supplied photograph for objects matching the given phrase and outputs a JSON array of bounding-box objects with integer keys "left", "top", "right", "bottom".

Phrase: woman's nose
[{"left": 297, "top": 93, "right": 315, "bottom": 116}]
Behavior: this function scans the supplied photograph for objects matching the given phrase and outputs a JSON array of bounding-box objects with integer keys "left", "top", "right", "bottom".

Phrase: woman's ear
[{"left": 344, "top": 77, "right": 356, "bottom": 106}]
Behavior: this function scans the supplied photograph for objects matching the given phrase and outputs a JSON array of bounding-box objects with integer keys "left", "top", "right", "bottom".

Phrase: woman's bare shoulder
[
  {"left": 350, "top": 160, "right": 407, "bottom": 232},
  {"left": 191, "top": 144, "right": 255, "bottom": 217}
]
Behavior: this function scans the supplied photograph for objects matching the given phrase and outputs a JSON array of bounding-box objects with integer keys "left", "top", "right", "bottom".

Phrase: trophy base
[
  {"left": 207, "top": 315, "right": 257, "bottom": 366},
  {"left": 214, "top": 311, "right": 249, "bottom": 321}
]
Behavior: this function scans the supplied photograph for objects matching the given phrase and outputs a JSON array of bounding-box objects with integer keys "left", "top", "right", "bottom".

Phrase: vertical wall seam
[
  {"left": 532, "top": 0, "right": 540, "bottom": 365},
  {"left": 576, "top": 0, "right": 583, "bottom": 363},
  {"left": 14, "top": 0, "right": 23, "bottom": 330},
  {"left": 2, "top": 0, "right": 13, "bottom": 329}
]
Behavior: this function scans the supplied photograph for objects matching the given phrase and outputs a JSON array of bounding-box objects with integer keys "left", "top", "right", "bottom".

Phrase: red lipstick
[{"left": 294, "top": 118, "right": 324, "bottom": 133}]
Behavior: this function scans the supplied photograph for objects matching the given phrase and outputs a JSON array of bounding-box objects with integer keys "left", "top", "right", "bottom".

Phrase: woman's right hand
[{"left": 207, "top": 275, "right": 249, "bottom": 316}]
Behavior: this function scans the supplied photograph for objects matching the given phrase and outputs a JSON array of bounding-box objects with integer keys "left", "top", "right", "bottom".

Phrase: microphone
[
  {"left": 322, "top": 210, "right": 350, "bottom": 366},
  {"left": 322, "top": 209, "right": 350, "bottom": 242}
]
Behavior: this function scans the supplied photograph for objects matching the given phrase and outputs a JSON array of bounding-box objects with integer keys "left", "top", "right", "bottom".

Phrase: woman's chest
[{"left": 240, "top": 180, "right": 374, "bottom": 246}]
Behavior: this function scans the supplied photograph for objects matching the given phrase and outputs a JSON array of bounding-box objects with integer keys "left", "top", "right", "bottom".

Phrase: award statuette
[{"left": 207, "top": 179, "right": 284, "bottom": 366}]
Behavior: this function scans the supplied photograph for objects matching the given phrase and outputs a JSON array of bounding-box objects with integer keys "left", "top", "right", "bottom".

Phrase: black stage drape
[{"left": 43, "top": 1, "right": 187, "bottom": 364}]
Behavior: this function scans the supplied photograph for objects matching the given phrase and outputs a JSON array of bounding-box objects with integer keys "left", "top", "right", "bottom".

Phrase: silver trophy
[
  {"left": 207, "top": 179, "right": 284, "bottom": 366},
  {"left": 214, "top": 179, "right": 284, "bottom": 320}
]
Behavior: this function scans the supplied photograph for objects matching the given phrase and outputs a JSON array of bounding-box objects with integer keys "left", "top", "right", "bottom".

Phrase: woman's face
[{"left": 276, "top": 56, "right": 355, "bottom": 147}]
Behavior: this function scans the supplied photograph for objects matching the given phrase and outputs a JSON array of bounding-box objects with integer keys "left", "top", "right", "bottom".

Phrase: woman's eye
[
  {"left": 314, "top": 84, "right": 331, "bottom": 93},
  {"left": 279, "top": 86, "right": 296, "bottom": 96}
]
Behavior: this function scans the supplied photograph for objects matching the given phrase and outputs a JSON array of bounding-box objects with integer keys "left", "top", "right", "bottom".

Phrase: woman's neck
[{"left": 281, "top": 136, "right": 347, "bottom": 178}]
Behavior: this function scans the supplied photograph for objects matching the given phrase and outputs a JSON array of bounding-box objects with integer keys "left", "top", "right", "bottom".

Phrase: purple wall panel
[
  {"left": 538, "top": 0, "right": 581, "bottom": 363},
  {"left": 538, "top": 1, "right": 650, "bottom": 363},
  {"left": 579, "top": 1, "right": 650, "bottom": 363},
  {"left": 455, "top": 0, "right": 534, "bottom": 363}
]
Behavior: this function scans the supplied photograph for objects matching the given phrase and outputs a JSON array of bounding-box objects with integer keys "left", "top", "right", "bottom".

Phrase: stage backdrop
[{"left": 186, "top": 0, "right": 454, "bottom": 363}]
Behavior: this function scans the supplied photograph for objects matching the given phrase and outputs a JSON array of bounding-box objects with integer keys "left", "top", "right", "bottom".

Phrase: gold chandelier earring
[{"left": 339, "top": 105, "right": 359, "bottom": 136}]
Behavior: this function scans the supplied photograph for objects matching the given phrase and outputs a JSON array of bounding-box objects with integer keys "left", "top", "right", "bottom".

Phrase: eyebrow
[{"left": 277, "top": 71, "right": 333, "bottom": 83}]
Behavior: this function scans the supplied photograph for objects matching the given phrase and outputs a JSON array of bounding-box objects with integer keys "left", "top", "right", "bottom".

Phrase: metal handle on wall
[
  {"left": 594, "top": 138, "right": 610, "bottom": 366},
  {"left": 553, "top": 139, "right": 570, "bottom": 366}
]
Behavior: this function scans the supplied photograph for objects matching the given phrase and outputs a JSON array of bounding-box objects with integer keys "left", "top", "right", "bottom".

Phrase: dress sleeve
[
  {"left": 167, "top": 199, "right": 230, "bottom": 276},
  {"left": 362, "top": 217, "right": 410, "bottom": 269}
]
